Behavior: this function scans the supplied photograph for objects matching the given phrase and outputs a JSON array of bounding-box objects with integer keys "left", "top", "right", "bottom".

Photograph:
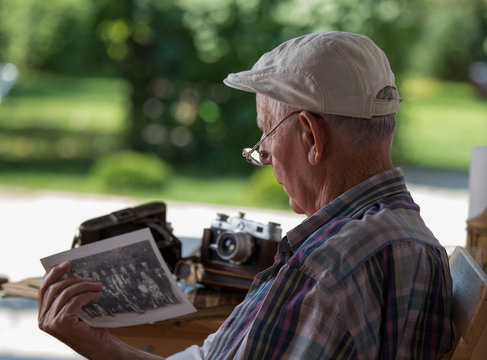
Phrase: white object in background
[
  {"left": 468, "top": 146, "right": 487, "bottom": 219},
  {"left": 0, "top": 63, "right": 19, "bottom": 102}
]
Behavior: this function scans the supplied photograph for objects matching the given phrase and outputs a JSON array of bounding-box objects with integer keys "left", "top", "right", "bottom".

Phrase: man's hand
[
  {"left": 38, "top": 261, "right": 114, "bottom": 358},
  {"left": 38, "top": 262, "right": 165, "bottom": 359}
]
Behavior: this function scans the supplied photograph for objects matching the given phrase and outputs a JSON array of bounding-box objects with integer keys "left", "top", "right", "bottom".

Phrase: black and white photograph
[{"left": 40, "top": 228, "right": 196, "bottom": 328}]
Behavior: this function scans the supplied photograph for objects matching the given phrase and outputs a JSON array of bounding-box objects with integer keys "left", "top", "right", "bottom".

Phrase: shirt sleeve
[{"left": 165, "top": 332, "right": 216, "bottom": 360}]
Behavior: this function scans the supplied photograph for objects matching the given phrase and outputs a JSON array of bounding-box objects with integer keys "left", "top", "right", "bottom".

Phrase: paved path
[{"left": 0, "top": 175, "right": 470, "bottom": 358}]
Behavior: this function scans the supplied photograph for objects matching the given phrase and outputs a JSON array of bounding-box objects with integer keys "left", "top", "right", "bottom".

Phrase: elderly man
[{"left": 38, "top": 32, "right": 454, "bottom": 359}]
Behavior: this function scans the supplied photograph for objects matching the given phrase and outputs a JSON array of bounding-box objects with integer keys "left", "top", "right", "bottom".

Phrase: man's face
[{"left": 256, "top": 95, "right": 309, "bottom": 215}]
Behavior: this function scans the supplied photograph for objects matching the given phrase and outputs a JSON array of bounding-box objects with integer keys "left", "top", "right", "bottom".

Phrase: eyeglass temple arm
[{"left": 246, "top": 111, "right": 301, "bottom": 154}]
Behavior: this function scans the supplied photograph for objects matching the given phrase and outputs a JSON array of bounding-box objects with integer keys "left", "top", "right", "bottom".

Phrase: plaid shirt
[{"left": 169, "top": 168, "right": 455, "bottom": 359}]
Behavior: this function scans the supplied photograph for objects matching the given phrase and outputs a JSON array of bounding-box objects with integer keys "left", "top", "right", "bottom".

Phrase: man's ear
[{"left": 298, "top": 111, "right": 326, "bottom": 166}]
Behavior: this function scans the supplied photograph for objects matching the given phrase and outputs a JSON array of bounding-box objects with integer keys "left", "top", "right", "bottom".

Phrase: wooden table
[{"left": 110, "top": 316, "right": 226, "bottom": 357}]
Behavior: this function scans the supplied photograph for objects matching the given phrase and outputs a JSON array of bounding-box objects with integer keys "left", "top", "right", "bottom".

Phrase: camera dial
[{"left": 215, "top": 231, "right": 255, "bottom": 264}]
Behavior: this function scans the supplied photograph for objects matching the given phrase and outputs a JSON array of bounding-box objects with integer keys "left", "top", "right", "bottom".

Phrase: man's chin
[{"left": 289, "top": 199, "right": 306, "bottom": 215}]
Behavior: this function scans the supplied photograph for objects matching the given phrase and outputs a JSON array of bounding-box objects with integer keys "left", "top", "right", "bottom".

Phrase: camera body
[
  {"left": 200, "top": 212, "right": 281, "bottom": 290},
  {"left": 73, "top": 202, "right": 181, "bottom": 272}
]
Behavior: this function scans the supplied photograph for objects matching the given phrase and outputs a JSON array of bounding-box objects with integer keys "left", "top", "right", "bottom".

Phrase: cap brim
[{"left": 223, "top": 73, "right": 260, "bottom": 93}]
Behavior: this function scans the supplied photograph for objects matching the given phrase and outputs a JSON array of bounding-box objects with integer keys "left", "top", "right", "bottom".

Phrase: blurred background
[
  {"left": 0, "top": 0, "right": 485, "bottom": 207},
  {"left": 0, "top": 0, "right": 486, "bottom": 358}
]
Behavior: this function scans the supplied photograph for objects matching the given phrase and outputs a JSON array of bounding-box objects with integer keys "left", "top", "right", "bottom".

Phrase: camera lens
[{"left": 215, "top": 231, "right": 254, "bottom": 264}]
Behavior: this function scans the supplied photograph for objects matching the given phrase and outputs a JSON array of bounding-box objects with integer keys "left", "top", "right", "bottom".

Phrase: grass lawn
[
  {"left": 0, "top": 72, "right": 485, "bottom": 208},
  {"left": 0, "top": 170, "right": 261, "bottom": 209},
  {"left": 0, "top": 71, "right": 127, "bottom": 165},
  {"left": 0, "top": 70, "right": 127, "bottom": 132},
  {"left": 397, "top": 77, "right": 487, "bottom": 170}
]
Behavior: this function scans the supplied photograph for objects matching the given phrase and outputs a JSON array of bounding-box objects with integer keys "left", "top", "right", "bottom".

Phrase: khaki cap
[{"left": 224, "top": 31, "right": 401, "bottom": 119}]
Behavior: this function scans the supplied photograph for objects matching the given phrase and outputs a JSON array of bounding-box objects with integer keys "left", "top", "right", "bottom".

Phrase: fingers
[
  {"left": 39, "top": 284, "right": 103, "bottom": 335},
  {"left": 39, "top": 261, "right": 71, "bottom": 306},
  {"left": 39, "top": 277, "right": 101, "bottom": 318},
  {"left": 38, "top": 262, "right": 103, "bottom": 328},
  {"left": 48, "top": 279, "right": 103, "bottom": 317}
]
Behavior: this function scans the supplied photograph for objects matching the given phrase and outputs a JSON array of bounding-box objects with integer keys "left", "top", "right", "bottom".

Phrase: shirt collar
[{"left": 282, "top": 167, "right": 409, "bottom": 253}]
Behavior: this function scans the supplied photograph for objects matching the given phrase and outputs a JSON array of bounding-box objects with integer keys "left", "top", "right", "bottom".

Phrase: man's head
[{"left": 224, "top": 32, "right": 401, "bottom": 215}]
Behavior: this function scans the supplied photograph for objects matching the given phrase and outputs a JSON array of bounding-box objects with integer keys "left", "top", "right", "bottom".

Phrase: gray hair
[
  {"left": 322, "top": 86, "right": 398, "bottom": 147},
  {"left": 268, "top": 86, "right": 398, "bottom": 147}
]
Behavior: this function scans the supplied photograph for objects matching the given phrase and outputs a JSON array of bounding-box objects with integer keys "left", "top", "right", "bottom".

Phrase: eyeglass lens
[{"left": 242, "top": 148, "right": 264, "bottom": 166}]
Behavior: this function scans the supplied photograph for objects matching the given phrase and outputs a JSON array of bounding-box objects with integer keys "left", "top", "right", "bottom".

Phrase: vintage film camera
[
  {"left": 199, "top": 212, "right": 282, "bottom": 291},
  {"left": 72, "top": 202, "right": 181, "bottom": 271}
]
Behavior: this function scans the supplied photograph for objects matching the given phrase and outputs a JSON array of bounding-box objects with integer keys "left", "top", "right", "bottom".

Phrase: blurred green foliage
[
  {"left": 0, "top": 1, "right": 103, "bottom": 73},
  {"left": 0, "top": 71, "right": 126, "bottom": 173},
  {"left": 398, "top": 77, "right": 487, "bottom": 169},
  {"left": 407, "top": 0, "right": 487, "bottom": 80},
  {"left": 249, "top": 166, "right": 289, "bottom": 208},
  {"left": 92, "top": 150, "right": 172, "bottom": 191},
  {"left": 0, "top": 0, "right": 486, "bottom": 186}
]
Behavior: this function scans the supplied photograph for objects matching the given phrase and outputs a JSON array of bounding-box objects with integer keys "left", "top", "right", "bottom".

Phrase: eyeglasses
[{"left": 242, "top": 110, "right": 301, "bottom": 167}]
